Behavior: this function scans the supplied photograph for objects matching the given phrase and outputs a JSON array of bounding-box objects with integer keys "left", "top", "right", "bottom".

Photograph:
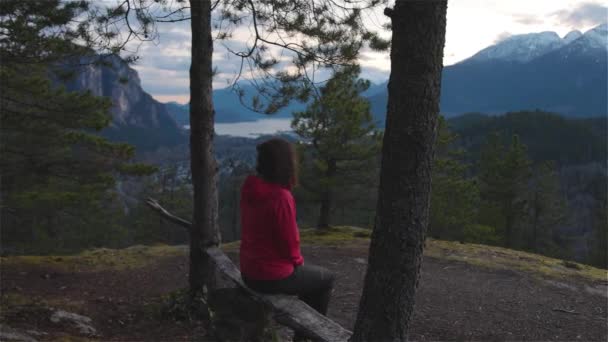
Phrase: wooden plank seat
[{"left": 206, "top": 247, "right": 352, "bottom": 342}]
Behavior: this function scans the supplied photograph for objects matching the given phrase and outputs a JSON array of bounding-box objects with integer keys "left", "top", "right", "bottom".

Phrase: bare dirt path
[
  {"left": 295, "top": 242, "right": 607, "bottom": 341},
  {"left": 1, "top": 241, "right": 606, "bottom": 341}
]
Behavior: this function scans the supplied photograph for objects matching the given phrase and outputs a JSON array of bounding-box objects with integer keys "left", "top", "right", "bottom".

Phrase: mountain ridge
[
  {"left": 367, "top": 23, "right": 608, "bottom": 123},
  {"left": 467, "top": 24, "right": 607, "bottom": 63},
  {"left": 63, "top": 56, "right": 187, "bottom": 151},
  {"left": 174, "top": 23, "right": 606, "bottom": 125}
]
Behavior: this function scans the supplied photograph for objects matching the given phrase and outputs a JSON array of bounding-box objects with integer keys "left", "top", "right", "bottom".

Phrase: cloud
[
  {"left": 360, "top": 65, "right": 389, "bottom": 84},
  {"left": 494, "top": 31, "right": 513, "bottom": 44},
  {"left": 513, "top": 14, "right": 544, "bottom": 26},
  {"left": 551, "top": 2, "right": 608, "bottom": 28},
  {"left": 131, "top": 66, "right": 189, "bottom": 95},
  {"left": 127, "top": 6, "right": 394, "bottom": 101},
  {"left": 141, "top": 55, "right": 191, "bottom": 71}
]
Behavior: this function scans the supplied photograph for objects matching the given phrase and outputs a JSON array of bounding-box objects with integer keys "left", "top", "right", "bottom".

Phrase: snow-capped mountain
[
  {"left": 439, "top": 23, "right": 607, "bottom": 117},
  {"left": 367, "top": 23, "right": 607, "bottom": 121},
  {"left": 470, "top": 31, "right": 564, "bottom": 63},
  {"left": 566, "top": 23, "right": 608, "bottom": 53},
  {"left": 583, "top": 23, "right": 608, "bottom": 49},
  {"left": 468, "top": 24, "right": 607, "bottom": 63},
  {"left": 563, "top": 30, "right": 583, "bottom": 44}
]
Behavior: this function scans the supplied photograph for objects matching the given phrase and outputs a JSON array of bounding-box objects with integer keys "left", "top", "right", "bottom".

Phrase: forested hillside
[
  {"left": 142, "top": 111, "right": 606, "bottom": 268},
  {"left": 448, "top": 111, "right": 607, "bottom": 164}
]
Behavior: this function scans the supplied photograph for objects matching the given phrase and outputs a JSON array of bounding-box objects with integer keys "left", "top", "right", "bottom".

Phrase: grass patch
[
  {"left": 0, "top": 293, "right": 35, "bottom": 316},
  {"left": 2, "top": 227, "right": 604, "bottom": 285},
  {"left": 221, "top": 226, "right": 371, "bottom": 249},
  {"left": 296, "top": 227, "right": 606, "bottom": 283},
  {"left": 299, "top": 226, "right": 372, "bottom": 245},
  {"left": 0, "top": 293, "right": 52, "bottom": 322},
  {"left": 1, "top": 292, "right": 86, "bottom": 320},
  {"left": 0, "top": 245, "right": 187, "bottom": 272},
  {"left": 425, "top": 239, "right": 607, "bottom": 283}
]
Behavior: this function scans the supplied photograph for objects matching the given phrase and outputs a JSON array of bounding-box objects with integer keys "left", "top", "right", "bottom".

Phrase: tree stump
[{"left": 208, "top": 287, "right": 276, "bottom": 342}]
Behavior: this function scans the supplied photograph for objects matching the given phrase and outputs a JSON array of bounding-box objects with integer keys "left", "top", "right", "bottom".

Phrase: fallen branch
[
  {"left": 552, "top": 308, "right": 580, "bottom": 315},
  {"left": 145, "top": 198, "right": 192, "bottom": 230}
]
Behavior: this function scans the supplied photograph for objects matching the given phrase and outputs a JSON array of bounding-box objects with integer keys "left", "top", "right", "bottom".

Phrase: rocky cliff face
[{"left": 64, "top": 56, "right": 186, "bottom": 151}]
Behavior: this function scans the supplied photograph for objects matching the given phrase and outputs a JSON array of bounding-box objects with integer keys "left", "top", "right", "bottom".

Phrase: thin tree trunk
[
  {"left": 532, "top": 192, "right": 539, "bottom": 252},
  {"left": 505, "top": 202, "right": 513, "bottom": 248},
  {"left": 189, "top": 0, "right": 220, "bottom": 296},
  {"left": 317, "top": 159, "right": 336, "bottom": 229},
  {"left": 350, "top": 1, "right": 447, "bottom": 341}
]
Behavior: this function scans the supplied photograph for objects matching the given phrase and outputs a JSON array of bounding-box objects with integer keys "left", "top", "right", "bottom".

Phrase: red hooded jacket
[{"left": 239, "top": 175, "right": 304, "bottom": 280}]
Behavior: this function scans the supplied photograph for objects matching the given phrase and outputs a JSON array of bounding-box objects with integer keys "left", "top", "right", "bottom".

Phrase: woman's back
[
  {"left": 240, "top": 175, "right": 303, "bottom": 281},
  {"left": 239, "top": 138, "right": 334, "bottom": 342}
]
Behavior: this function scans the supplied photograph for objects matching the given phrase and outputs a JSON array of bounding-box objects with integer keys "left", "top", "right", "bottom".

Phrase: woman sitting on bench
[{"left": 240, "top": 137, "right": 335, "bottom": 337}]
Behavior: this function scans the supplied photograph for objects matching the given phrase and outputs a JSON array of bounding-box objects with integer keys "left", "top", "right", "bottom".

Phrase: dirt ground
[{"left": 1, "top": 240, "right": 607, "bottom": 341}]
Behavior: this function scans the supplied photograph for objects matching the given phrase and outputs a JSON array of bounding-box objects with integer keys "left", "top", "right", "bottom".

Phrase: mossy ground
[
  {"left": 424, "top": 238, "right": 607, "bottom": 283},
  {"left": 2, "top": 227, "right": 604, "bottom": 282},
  {"left": 0, "top": 245, "right": 187, "bottom": 272},
  {"left": 220, "top": 226, "right": 371, "bottom": 251},
  {"left": 223, "top": 226, "right": 606, "bottom": 283},
  {"left": 299, "top": 226, "right": 372, "bottom": 243}
]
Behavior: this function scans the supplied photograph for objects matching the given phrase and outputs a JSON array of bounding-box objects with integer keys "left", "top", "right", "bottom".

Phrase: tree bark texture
[
  {"left": 350, "top": 1, "right": 447, "bottom": 341},
  {"left": 189, "top": 0, "right": 220, "bottom": 295}
]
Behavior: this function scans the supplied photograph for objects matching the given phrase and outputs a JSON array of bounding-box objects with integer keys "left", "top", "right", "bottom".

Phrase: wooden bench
[{"left": 146, "top": 198, "right": 352, "bottom": 342}]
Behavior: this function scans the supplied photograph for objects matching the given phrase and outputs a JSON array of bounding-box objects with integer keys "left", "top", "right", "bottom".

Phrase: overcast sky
[{"left": 125, "top": 0, "right": 607, "bottom": 104}]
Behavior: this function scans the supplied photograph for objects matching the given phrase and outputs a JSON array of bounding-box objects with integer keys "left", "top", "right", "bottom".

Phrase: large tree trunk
[
  {"left": 317, "top": 159, "right": 336, "bottom": 229},
  {"left": 350, "top": 1, "right": 447, "bottom": 341},
  {"left": 189, "top": 0, "right": 220, "bottom": 296}
]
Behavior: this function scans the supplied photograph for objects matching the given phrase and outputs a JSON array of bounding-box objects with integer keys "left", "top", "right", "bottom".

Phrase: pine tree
[
  {"left": 292, "top": 66, "right": 381, "bottom": 229},
  {"left": 527, "top": 161, "right": 566, "bottom": 255},
  {"left": 429, "top": 117, "right": 479, "bottom": 241},
  {"left": 0, "top": 0, "right": 153, "bottom": 253},
  {"left": 587, "top": 173, "right": 607, "bottom": 268},
  {"left": 588, "top": 200, "right": 608, "bottom": 269},
  {"left": 478, "top": 133, "right": 531, "bottom": 248},
  {"left": 501, "top": 135, "right": 532, "bottom": 248}
]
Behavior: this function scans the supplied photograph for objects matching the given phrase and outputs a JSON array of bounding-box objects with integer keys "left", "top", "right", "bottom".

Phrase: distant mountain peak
[
  {"left": 581, "top": 23, "right": 608, "bottom": 50},
  {"left": 469, "top": 31, "right": 562, "bottom": 63},
  {"left": 467, "top": 24, "right": 607, "bottom": 63},
  {"left": 563, "top": 30, "right": 583, "bottom": 44}
]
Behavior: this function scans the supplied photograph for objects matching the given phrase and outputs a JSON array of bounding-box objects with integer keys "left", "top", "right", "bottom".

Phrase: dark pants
[{"left": 243, "top": 264, "right": 335, "bottom": 316}]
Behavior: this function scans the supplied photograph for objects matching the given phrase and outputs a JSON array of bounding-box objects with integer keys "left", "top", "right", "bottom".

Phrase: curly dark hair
[{"left": 255, "top": 138, "right": 298, "bottom": 188}]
